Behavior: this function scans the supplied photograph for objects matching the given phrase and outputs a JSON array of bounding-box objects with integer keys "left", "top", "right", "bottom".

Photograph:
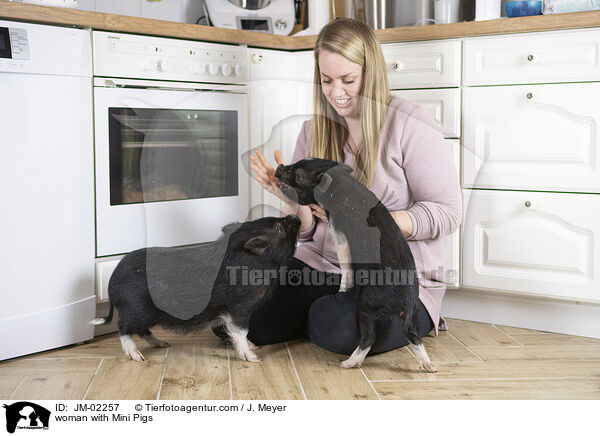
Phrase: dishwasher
[{"left": 0, "top": 20, "right": 95, "bottom": 360}]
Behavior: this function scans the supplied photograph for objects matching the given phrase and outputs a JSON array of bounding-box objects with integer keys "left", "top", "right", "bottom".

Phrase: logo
[{"left": 2, "top": 402, "right": 50, "bottom": 434}]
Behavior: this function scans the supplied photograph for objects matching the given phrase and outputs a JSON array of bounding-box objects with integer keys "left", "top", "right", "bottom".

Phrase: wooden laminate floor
[{"left": 1, "top": 318, "right": 599, "bottom": 400}]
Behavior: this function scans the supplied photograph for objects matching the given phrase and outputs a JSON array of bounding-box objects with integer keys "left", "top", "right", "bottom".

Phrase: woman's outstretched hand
[{"left": 250, "top": 149, "right": 291, "bottom": 203}]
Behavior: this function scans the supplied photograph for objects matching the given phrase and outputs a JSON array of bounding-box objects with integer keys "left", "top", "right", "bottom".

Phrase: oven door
[{"left": 94, "top": 81, "right": 248, "bottom": 257}]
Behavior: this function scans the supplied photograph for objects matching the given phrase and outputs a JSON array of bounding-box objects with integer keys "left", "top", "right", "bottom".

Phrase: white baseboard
[
  {"left": 442, "top": 288, "right": 600, "bottom": 339},
  {"left": 0, "top": 296, "right": 96, "bottom": 361}
]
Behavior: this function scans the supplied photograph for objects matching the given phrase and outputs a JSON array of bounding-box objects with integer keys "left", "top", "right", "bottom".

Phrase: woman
[{"left": 246, "top": 18, "right": 462, "bottom": 355}]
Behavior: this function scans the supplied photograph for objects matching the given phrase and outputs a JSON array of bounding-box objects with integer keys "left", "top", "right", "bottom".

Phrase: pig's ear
[
  {"left": 315, "top": 172, "right": 333, "bottom": 193},
  {"left": 222, "top": 222, "right": 242, "bottom": 235},
  {"left": 339, "top": 164, "right": 353, "bottom": 174},
  {"left": 244, "top": 236, "right": 270, "bottom": 254}
]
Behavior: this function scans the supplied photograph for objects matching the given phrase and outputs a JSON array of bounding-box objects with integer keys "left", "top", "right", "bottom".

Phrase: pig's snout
[{"left": 274, "top": 164, "right": 286, "bottom": 180}]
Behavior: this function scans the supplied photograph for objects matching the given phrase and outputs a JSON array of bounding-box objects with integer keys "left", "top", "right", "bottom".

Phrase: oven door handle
[{"left": 94, "top": 77, "right": 247, "bottom": 93}]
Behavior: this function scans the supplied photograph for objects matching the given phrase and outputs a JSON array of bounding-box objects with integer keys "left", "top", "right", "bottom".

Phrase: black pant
[{"left": 243, "top": 258, "right": 434, "bottom": 356}]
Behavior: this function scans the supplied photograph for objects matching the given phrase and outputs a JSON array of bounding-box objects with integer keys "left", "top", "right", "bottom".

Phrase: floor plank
[
  {"left": 494, "top": 324, "right": 551, "bottom": 335},
  {"left": 10, "top": 374, "right": 94, "bottom": 400},
  {"left": 369, "top": 359, "right": 600, "bottom": 382},
  {"left": 230, "top": 343, "right": 304, "bottom": 400},
  {"left": 511, "top": 333, "right": 600, "bottom": 346},
  {"left": 159, "top": 332, "right": 230, "bottom": 400},
  {"left": 446, "top": 319, "right": 521, "bottom": 347},
  {"left": 470, "top": 344, "right": 600, "bottom": 361},
  {"left": 286, "top": 340, "right": 379, "bottom": 400},
  {"left": 0, "top": 358, "right": 101, "bottom": 376},
  {"left": 421, "top": 332, "right": 482, "bottom": 363},
  {"left": 0, "top": 375, "right": 25, "bottom": 398},
  {"left": 84, "top": 354, "right": 165, "bottom": 400},
  {"left": 375, "top": 378, "right": 600, "bottom": 400}
]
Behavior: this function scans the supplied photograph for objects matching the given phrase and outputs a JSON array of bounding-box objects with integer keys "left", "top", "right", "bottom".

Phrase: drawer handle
[
  {"left": 251, "top": 53, "right": 263, "bottom": 64},
  {"left": 526, "top": 92, "right": 534, "bottom": 100},
  {"left": 525, "top": 201, "right": 533, "bottom": 208},
  {"left": 526, "top": 53, "right": 539, "bottom": 64},
  {"left": 392, "top": 61, "right": 404, "bottom": 72}
]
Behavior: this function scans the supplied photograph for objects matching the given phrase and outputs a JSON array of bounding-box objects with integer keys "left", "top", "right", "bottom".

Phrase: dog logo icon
[{"left": 2, "top": 402, "right": 50, "bottom": 434}]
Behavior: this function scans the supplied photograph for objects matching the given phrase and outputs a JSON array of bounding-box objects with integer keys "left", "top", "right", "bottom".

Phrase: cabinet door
[
  {"left": 463, "top": 83, "right": 600, "bottom": 193},
  {"left": 248, "top": 49, "right": 314, "bottom": 217},
  {"left": 382, "top": 40, "right": 461, "bottom": 89},
  {"left": 464, "top": 29, "right": 600, "bottom": 86},
  {"left": 462, "top": 189, "right": 600, "bottom": 303},
  {"left": 392, "top": 88, "right": 461, "bottom": 138}
]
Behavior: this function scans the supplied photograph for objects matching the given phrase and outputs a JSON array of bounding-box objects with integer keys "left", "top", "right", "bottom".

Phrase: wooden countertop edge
[{"left": 2, "top": 1, "right": 600, "bottom": 51}]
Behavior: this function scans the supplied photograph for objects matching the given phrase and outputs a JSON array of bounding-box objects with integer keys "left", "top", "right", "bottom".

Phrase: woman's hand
[
  {"left": 309, "top": 203, "right": 328, "bottom": 222},
  {"left": 249, "top": 149, "right": 290, "bottom": 203}
]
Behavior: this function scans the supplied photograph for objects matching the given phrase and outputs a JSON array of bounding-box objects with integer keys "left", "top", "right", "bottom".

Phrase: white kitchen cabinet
[
  {"left": 464, "top": 29, "right": 600, "bottom": 86},
  {"left": 463, "top": 82, "right": 600, "bottom": 192},
  {"left": 382, "top": 39, "right": 461, "bottom": 89},
  {"left": 247, "top": 48, "right": 314, "bottom": 217},
  {"left": 392, "top": 88, "right": 461, "bottom": 138},
  {"left": 462, "top": 189, "right": 600, "bottom": 303}
]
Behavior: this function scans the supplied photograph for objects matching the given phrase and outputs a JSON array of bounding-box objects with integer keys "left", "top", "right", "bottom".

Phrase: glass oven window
[{"left": 108, "top": 108, "right": 238, "bottom": 205}]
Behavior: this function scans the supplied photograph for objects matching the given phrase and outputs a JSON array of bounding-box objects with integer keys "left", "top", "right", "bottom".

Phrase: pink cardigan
[{"left": 291, "top": 95, "right": 462, "bottom": 334}]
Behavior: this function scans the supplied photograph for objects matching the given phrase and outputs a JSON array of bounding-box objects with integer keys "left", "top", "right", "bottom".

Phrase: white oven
[{"left": 93, "top": 31, "right": 249, "bottom": 257}]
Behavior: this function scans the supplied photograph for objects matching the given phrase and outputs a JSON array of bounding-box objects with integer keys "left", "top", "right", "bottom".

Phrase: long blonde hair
[{"left": 312, "top": 17, "right": 390, "bottom": 188}]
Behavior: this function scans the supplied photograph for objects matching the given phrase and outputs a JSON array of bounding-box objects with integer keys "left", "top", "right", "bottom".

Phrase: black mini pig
[
  {"left": 92, "top": 215, "right": 301, "bottom": 363},
  {"left": 275, "top": 158, "right": 435, "bottom": 372}
]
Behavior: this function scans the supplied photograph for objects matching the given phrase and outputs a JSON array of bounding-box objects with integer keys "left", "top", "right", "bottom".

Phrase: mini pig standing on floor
[
  {"left": 275, "top": 158, "right": 436, "bottom": 372},
  {"left": 92, "top": 215, "right": 301, "bottom": 363}
]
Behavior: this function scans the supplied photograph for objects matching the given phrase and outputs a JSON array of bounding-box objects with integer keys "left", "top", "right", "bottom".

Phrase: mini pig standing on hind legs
[
  {"left": 275, "top": 158, "right": 437, "bottom": 373},
  {"left": 91, "top": 215, "right": 301, "bottom": 363}
]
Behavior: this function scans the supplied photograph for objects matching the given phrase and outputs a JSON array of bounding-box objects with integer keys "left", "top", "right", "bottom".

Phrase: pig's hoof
[
  {"left": 339, "top": 358, "right": 359, "bottom": 369},
  {"left": 241, "top": 352, "right": 262, "bottom": 363},
  {"left": 419, "top": 360, "right": 437, "bottom": 373},
  {"left": 126, "top": 349, "right": 146, "bottom": 362},
  {"left": 248, "top": 340, "right": 260, "bottom": 351}
]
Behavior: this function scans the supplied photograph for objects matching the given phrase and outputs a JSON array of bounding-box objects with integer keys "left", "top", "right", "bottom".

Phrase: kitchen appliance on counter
[
  {"left": 0, "top": 21, "right": 95, "bottom": 360},
  {"left": 204, "top": 0, "right": 295, "bottom": 34},
  {"left": 93, "top": 31, "right": 249, "bottom": 260}
]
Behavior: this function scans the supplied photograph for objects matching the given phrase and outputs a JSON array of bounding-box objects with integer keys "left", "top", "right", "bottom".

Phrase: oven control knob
[
  {"left": 157, "top": 59, "right": 170, "bottom": 72},
  {"left": 140, "top": 57, "right": 158, "bottom": 72},
  {"left": 222, "top": 63, "right": 232, "bottom": 76},
  {"left": 208, "top": 63, "right": 219, "bottom": 76},
  {"left": 234, "top": 64, "right": 242, "bottom": 76},
  {"left": 190, "top": 62, "right": 206, "bottom": 75}
]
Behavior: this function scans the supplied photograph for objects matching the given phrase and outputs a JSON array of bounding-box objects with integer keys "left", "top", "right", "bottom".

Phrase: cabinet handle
[
  {"left": 526, "top": 92, "right": 534, "bottom": 100},
  {"left": 525, "top": 201, "right": 533, "bottom": 208},
  {"left": 526, "top": 52, "right": 539, "bottom": 64},
  {"left": 251, "top": 53, "right": 263, "bottom": 64},
  {"left": 392, "top": 61, "right": 404, "bottom": 72}
]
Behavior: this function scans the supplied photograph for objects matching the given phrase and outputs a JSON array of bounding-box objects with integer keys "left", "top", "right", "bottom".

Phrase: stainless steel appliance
[
  {"left": 204, "top": 0, "right": 296, "bottom": 34},
  {"left": 93, "top": 31, "right": 249, "bottom": 257}
]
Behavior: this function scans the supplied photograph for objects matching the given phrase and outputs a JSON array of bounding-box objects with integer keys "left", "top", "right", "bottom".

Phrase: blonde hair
[{"left": 311, "top": 17, "right": 390, "bottom": 188}]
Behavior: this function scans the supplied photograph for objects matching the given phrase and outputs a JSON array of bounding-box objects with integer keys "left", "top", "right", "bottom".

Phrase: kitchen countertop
[{"left": 2, "top": 1, "right": 600, "bottom": 50}]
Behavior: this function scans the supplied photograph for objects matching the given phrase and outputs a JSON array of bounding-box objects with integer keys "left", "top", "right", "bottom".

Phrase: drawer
[
  {"left": 248, "top": 48, "right": 314, "bottom": 83},
  {"left": 464, "top": 29, "right": 600, "bottom": 86},
  {"left": 392, "top": 88, "right": 461, "bottom": 138},
  {"left": 382, "top": 40, "right": 461, "bottom": 89},
  {"left": 463, "top": 83, "right": 600, "bottom": 193},
  {"left": 461, "top": 189, "right": 600, "bottom": 303}
]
